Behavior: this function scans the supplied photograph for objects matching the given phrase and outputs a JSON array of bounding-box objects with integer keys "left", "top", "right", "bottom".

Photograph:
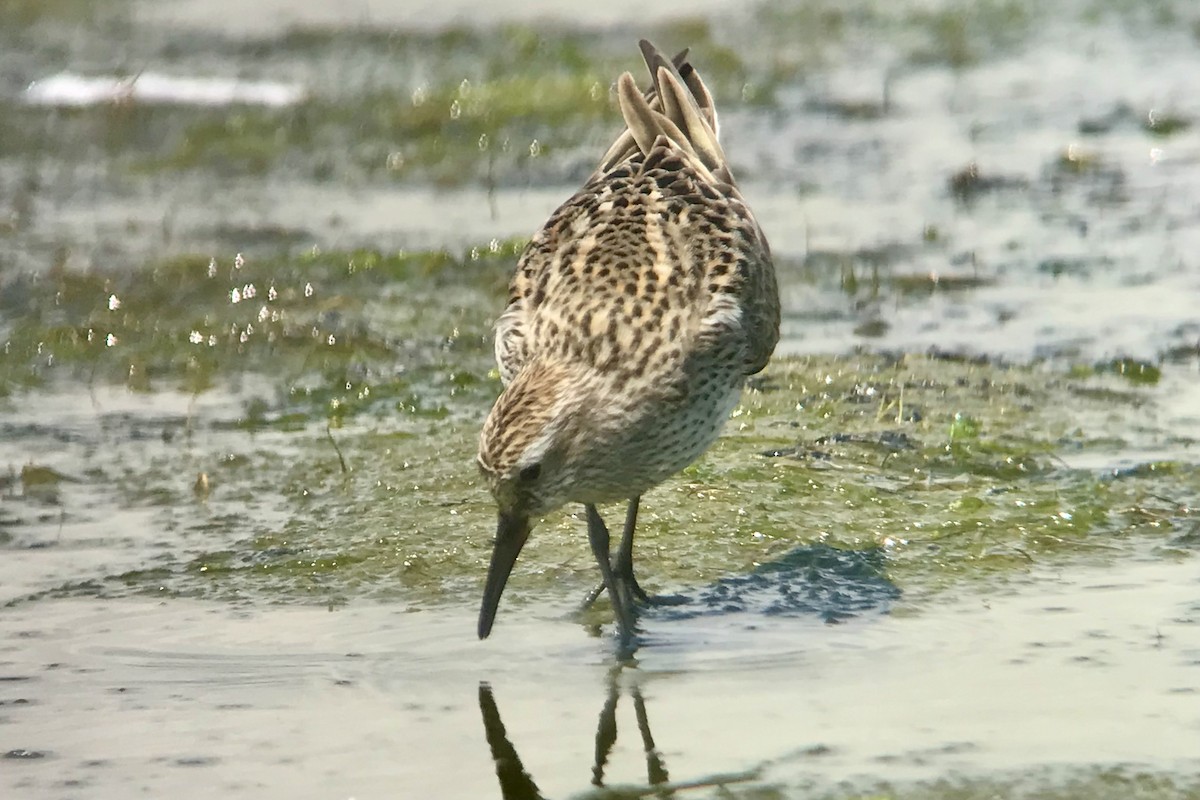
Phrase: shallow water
[
  {"left": 3, "top": 557, "right": 1197, "bottom": 797},
  {"left": 2, "top": 1, "right": 1200, "bottom": 798}
]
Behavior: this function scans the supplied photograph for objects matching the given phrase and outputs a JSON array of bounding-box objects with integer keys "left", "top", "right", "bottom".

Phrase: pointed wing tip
[{"left": 638, "top": 38, "right": 686, "bottom": 65}]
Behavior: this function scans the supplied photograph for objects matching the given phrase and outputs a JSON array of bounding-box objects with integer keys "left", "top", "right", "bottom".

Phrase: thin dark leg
[
  {"left": 613, "top": 496, "right": 650, "bottom": 602},
  {"left": 581, "top": 497, "right": 643, "bottom": 607},
  {"left": 586, "top": 503, "right": 637, "bottom": 646},
  {"left": 581, "top": 497, "right": 687, "bottom": 609}
]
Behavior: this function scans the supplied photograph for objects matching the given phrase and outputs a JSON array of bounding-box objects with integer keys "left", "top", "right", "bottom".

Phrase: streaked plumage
[{"left": 477, "top": 40, "right": 780, "bottom": 646}]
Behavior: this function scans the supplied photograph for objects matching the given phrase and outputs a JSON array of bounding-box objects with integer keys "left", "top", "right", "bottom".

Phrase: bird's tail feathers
[{"left": 595, "top": 40, "right": 732, "bottom": 184}]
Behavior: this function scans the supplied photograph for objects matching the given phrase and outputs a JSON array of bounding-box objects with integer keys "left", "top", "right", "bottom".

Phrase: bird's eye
[{"left": 519, "top": 463, "right": 542, "bottom": 482}]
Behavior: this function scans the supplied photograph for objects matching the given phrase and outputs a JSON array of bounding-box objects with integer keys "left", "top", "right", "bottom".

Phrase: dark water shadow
[
  {"left": 480, "top": 668, "right": 758, "bottom": 799},
  {"left": 648, "top": 544, "right": 900, "bottom": 624}
]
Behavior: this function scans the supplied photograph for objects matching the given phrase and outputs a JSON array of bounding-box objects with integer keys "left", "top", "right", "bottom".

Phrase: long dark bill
[{"left": 478, "top": 511, "right": 531, "bottom": 639}]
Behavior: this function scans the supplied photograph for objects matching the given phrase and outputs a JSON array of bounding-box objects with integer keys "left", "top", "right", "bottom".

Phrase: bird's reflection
[
  {"left": 480, "top": 666, "right": 673, "bottom": 800},
  {"left": 478, "top": 544, "right": 898, "bottom": 796}
]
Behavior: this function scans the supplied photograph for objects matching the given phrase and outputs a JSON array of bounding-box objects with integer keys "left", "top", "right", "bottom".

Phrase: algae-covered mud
[{"left": 2, "top": 1, "right": 1198, "bottom": 798}]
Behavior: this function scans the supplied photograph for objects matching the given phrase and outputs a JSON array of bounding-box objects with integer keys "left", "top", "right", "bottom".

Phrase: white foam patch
[{"left": 23, "top": 72, "right": 306, "bottom": 108}]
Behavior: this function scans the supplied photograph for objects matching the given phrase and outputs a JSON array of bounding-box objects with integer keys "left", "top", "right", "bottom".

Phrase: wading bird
[{"left": 476, "top": 40, "right": 779, "bottom": 646}]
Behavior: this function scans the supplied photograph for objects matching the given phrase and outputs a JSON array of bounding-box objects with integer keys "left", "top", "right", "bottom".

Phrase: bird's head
[{"left": 475, "top": 361, "right": 590, "bottom": 639}]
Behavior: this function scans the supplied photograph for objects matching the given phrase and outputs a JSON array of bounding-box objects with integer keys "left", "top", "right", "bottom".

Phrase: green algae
[
  {"left": 2, "top": 19, "right": 772, "bottom": 189},
  {"left": 0, "top": 240, "right": 523, "bottom": 397},
  {"left": 2, "top": 221, "right": 1195, "bottom": 609},
  {"left": 0, "top": 0, "right": 107, "bottom": 24},
  {"left": 138, "top": 72, "right": 615, "bottom": 183},
  {"left": 753, "top": 0, "right": 1034, "bottom": 74},
  {"left": 6, "top": 289, "right": 1194, "bottom": 612},
  {"left": 4, "top": 1, "right": 1192, "bottom": 195}
]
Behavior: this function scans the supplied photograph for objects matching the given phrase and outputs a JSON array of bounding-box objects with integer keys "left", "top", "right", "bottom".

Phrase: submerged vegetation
[{"left": 2, "top": 236, "right": 1195, "bottom": 612}]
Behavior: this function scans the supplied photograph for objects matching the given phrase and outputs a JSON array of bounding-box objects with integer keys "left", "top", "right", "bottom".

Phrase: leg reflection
[
  {"left": 477, "top": 671, "right": 676, "bottom": 799},
  {"left": 591, "top": 668, "right": 620, "bottom": 787},
  {"left": 632, "top": 686, "right": 670, "bottom": 790},
  {"left": 591, "top": 666, "right": 673, "bottom": 795}
]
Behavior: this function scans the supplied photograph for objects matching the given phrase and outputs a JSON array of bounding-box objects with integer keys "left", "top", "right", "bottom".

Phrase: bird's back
[
  {"left": 483, "top": 41, "right": 779, "bottom": 502},
  {"left": 495, "top": 42, "right": 779, "bottom": 401}
]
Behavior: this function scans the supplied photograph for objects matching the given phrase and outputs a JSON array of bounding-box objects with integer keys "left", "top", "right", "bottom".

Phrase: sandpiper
[{"left": 476, "top": 40, "right": 780, "bottom": 645}]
